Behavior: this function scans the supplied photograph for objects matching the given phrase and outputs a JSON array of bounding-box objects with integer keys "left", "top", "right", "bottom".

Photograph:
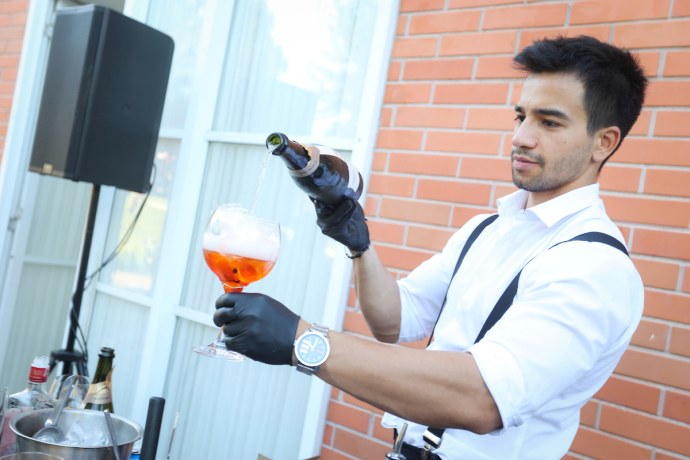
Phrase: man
[{"left": 214, "top": 35, "right": 647, "bottom": 459}]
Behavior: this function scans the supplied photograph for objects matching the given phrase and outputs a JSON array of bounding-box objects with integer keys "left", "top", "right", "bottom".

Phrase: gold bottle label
[{"left": 83, "top": 370, "right": 113, "bottom": 404}]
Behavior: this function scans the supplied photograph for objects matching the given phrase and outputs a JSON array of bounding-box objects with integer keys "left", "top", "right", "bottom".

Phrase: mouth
[{"left": 511, "top": 151, "right": 542, "bottom": 170}]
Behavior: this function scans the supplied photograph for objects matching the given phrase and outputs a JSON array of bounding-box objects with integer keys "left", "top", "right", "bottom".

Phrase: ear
[{"left": 593, "top": 126, "right": 621, "bottom": 163}]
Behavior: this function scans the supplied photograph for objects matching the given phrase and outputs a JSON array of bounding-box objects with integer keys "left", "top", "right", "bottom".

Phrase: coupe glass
[
  {"left": 48, "top": 374, "right": 89, "bottom": 409},
  {"left": 193, "top": 204, "right": 280, "bottom": 361}
]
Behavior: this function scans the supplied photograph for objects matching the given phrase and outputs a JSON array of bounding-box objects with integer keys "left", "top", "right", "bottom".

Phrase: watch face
[{"left": 296, "top": 332, "right": 330, "bottom": 367}]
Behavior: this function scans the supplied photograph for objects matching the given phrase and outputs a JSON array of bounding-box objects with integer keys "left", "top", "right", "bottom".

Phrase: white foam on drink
[{"left": 202, "top": 206, "right": 279, "bottom": 262}]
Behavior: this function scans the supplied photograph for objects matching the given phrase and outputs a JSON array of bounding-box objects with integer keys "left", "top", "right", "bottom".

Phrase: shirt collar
[{"left": 496, "top": 184, "right": 601, "bottom": 227}]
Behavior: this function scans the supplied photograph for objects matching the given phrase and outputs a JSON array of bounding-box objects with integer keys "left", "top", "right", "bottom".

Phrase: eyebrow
[{"left": 514, "top": 105, "right": 571, "bottom": 121}]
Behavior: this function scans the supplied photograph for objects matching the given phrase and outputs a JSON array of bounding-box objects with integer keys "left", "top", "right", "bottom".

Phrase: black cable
[
  {"left": 69, "top": 164, "right": 157, "bottom": 363},
  {"left": 84, "top": 164, "right": 156, "bottom": 289}
]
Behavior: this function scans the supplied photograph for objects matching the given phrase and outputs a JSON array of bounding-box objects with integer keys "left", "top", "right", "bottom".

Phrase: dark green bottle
[
  {"left": 83, "top": 347, "right": 115, "bottom": 412},
  {"left": 266, "top": 132, "right": 363, "bottom": 206}
]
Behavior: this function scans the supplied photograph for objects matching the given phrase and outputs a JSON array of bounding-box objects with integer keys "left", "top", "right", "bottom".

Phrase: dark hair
[{"left": 513, "top": 35, "right": 648, "bottom": 164}]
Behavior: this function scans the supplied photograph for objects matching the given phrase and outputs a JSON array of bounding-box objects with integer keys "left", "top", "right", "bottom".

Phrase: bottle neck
[
  {"left": 267, "top": 133, "right": 311, "bottom": 171},
  {"left": 26, "top": 380, "right": 47, "bottom": 391},
  {"left": 93, "top": 360, "right": 113, "bottom": 380}
]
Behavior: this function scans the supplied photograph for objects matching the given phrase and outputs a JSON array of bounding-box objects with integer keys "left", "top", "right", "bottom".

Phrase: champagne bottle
[
  {"left": 0, "top": 356, "right": 54, "bottom": 455},
  {"left": 266, "top": 132, "right": 363, "bottom": 206},
  {"left": 83, "top": 347, "right": 115, "bottom": 412}
]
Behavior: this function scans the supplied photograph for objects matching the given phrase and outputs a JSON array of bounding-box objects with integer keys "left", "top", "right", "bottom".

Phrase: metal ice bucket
[{"left": 11, "top": 409, "right": 142, "bottom": 460}]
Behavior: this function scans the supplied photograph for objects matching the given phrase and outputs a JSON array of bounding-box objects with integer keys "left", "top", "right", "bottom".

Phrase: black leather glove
[
  {"left": 312, "top": 198, "right": 370, "bottom": 253},
  {"left": 214, "top": 292, "right": 300, "bottom": 366}
]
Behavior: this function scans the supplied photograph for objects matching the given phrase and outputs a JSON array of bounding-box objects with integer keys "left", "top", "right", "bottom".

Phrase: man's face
[{"left": 512, "top": 73, "right": 600, "bottom": 207}]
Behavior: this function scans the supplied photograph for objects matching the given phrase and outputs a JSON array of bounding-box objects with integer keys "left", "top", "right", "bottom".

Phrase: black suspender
[
  {"left": 472, "top": 231, "right": 629, "bottom": 344},
  {"left": 428, "top": 214, "right": 499, "bottom": 343},
  {"left": 421, "top": 217, "right": 630, "bottom": 453}
]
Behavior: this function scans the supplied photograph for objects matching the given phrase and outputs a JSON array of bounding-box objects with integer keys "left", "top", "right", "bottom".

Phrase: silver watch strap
[{"left": 311, "top": 323, "right": 329, "bottom": 336}]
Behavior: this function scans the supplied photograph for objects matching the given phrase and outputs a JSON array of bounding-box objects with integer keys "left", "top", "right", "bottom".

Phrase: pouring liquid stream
[{"left": 249, "top": 149, "right": 272, "bottom": 216}]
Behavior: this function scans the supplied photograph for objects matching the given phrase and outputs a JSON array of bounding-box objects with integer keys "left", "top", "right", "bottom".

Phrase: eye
[
  {"left": 542, "top": 119, "right": 561, "bottom": 128},
  {"left": 514, "top": 114, "right": 525, "bottom": 124}
]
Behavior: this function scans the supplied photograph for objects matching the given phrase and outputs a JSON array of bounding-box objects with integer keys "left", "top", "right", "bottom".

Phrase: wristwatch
[{"left": 294, "top": 324, "right": 330, "bottom": 375}]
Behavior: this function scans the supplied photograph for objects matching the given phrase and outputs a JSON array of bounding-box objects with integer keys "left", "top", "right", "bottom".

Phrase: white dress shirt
[{"left": 381, "top": 184, "right": 644, "bottom": 460}]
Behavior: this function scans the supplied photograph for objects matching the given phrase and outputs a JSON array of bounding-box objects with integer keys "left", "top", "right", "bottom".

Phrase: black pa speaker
[{"left": 29, "top": 5, "right": 174, "bottom": 193}]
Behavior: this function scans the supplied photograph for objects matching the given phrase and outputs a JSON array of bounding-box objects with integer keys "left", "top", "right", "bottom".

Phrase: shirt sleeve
[
  {"left": 469, "top": 241, "right": 643, "bottom": 429},
  {"left": 397, "top": 214, "right": 495, "bottom": 342}
]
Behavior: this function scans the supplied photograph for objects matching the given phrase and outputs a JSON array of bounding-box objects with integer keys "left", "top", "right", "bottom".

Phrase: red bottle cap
[{"left": 28, "top": 356, "right": 50, "bottom": 383}]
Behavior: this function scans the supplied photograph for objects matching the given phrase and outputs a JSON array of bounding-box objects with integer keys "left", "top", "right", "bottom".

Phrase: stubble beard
[
  {"left": 511, "top": 148, "right": 590, "bottom": 193},
  {"left": 511, "top": 149, "right": 549, "bottom": 192}
]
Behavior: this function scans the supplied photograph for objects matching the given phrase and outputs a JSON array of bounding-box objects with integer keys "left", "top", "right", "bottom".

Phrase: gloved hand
[
  {"left": 214, "top": 292, "right": 300, "bottom": 365},
  {"left": 312, "top": 198, "right": 370, "bottom": 253}
]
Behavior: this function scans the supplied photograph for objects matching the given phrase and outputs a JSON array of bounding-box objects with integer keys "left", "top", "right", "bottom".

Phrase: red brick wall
[
  {"left": 321, "top": 1, "right": 690, "bottom": 459},
  {"left": 0, "top": 0, "right": 28, "bottom": 164}
]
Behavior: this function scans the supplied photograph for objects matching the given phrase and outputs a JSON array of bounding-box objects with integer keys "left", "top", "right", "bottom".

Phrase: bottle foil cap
[{"left": 29, "top": 356, "right": 50, "bottom": 383}]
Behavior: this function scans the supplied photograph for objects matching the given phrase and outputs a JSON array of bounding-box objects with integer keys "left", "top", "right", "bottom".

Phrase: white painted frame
[{"left": 0, "top": 0, "right": 56, "bottom": 371}]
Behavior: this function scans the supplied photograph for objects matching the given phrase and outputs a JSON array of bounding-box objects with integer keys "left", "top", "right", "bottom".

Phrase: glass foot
[{"left": 192, "top": 341, "right": 245, "bottom": 361}]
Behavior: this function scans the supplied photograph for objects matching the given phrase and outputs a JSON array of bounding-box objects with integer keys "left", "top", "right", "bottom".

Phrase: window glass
[
  {"left": 100, "top": 140, "right": 179, "bottom": 294},
  {"left": 213, "top": 0, "right": 376, "bottom": 138},
  {"left": 147, "top": 0, "right": 208, "bottom": 130}
]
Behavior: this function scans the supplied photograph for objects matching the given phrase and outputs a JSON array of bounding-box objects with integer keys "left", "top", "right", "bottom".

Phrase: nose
[{"left": 512, "top": 118, "right": 537, "bottom": 151}]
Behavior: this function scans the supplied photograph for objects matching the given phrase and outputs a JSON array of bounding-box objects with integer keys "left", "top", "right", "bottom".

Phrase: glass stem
[{"left": 214, "top": 328, "right": 226, "bottom": 347}]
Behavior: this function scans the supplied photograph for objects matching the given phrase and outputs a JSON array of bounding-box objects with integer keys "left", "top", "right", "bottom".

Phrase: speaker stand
[{"left": 50, "top": 183, "right": 101, "bottom": 376}]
